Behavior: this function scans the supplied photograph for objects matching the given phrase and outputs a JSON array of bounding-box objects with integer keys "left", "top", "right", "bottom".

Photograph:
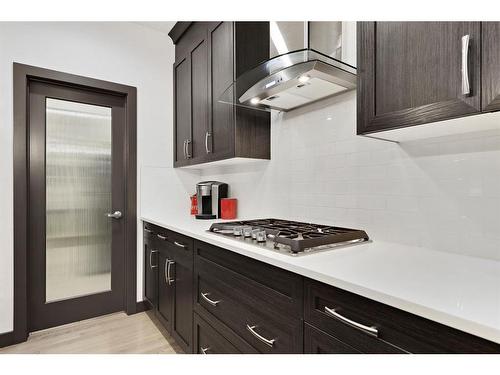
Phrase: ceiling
[{"left": 135, "top": 22, "right": 176, "bottom": 35}]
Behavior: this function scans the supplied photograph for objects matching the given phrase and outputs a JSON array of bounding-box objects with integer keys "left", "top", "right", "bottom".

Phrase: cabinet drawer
[
  {"left": 143, "top": 222, "right": 159, "bottom": 239},
  {"left": 167, "top": 230, "right": 193, "bottom": 252},
  {"left": 196, "top": 247, "right": 301, "bottom": 319},
  {"left": 194, "top": 313, "right": 240, "bottom": 354},
  {"left": 304, "top": 323, "right": 360, "bottom": 354},
  {"left": 152, "top": 228, "right": 193, "bottom": 264},
  {"left": 144, "top": 223, "right": 192, "bottom": 248},
  {"left": 194, "top": 240, "right": 303, "bottom": 308},
  {"left": 305, "top": 279, "right": 500, "bottom": 354},
  {"left": 195, "top": 272, "right": 302, "bottom": 353},
  {"left": 305, "top": 279, "right": 405, "bottom": 353}
]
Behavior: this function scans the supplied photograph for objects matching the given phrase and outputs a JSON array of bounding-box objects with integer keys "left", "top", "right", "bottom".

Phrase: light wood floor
[{"left": 0, "top": 311, "right": 183, "bottom": 354}]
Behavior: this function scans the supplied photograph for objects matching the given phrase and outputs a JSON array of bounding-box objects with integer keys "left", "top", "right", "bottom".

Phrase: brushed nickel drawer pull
[
  {"left": 149, "top": 250, "right": 158, "bottom": 269},
  {"left": 246, "top": 324, "right": 276, "bottom": 347},
  {"left": 324, "top": 306, "right": 379, "bottom": 337},
  {"left": 200, "top": 346, "right": 210, "bottom": 354},
  {"left": 144, "top": 228, "right": 154, "bottom": 234},
  {"left": 201, "top": 292, "right": 220, "bottom": 306},
  {"left": 157, "top": 234, "right": 167, "bottom": 241},
  {"left": 174, "top": 241, "right": 186, "bottom": 248}
]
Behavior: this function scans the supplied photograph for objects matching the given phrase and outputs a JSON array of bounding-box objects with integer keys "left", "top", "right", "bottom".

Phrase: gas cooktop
[{"left": 208, "top": 219, "right": 369, "bottom": 255}]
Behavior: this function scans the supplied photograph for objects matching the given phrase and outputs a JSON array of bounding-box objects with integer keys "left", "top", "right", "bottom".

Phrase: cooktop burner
[{"left": 208, "top": 219, "right": 369, "bottom": 255}]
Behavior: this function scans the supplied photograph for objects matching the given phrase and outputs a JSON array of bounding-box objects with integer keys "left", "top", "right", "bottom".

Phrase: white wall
[{"left": 0, "top": 22, "right": 175, "bottom": 334}]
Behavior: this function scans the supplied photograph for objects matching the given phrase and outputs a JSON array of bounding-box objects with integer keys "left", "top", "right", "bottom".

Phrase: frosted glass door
[{"left": 45, "top": 98, "right": 112, "bottom": 302}]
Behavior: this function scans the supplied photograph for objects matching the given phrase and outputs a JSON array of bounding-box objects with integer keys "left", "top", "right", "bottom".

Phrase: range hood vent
[{"left": 219, "top": 22, "right": 357, "bottom": 112}]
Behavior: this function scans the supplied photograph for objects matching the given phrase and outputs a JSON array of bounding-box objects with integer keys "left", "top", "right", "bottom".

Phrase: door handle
[
  {"left": 165, "top": 259, "right": 170, "bottom": 284},
  {"left": 166, "top": 259, "right": 175, "bottom": 285},
  {"left": 461, "top": 34, "right": 470, "bottom": 95},
  {"left": 149, "top": 250, "right": 158, "bottom": 269},
  {"left": 186, "top": 139, "right": 192, "bottom": 159},
  {"left": 105, "top": 211, "right": 122, "bottom": 219}
]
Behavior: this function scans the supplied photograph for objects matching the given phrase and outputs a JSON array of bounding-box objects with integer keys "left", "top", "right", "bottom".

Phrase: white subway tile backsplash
[
  {"left": 334, "top": 194, "right": 358, "bottom": 209},
  {"left": 386, "top": 196, "right": 419, "bottom": 212},
  {"left": 143, "top": 87, "right": 500, "bottom": 261}
]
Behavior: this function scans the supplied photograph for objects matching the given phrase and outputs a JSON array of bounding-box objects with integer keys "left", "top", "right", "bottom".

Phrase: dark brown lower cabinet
[
  {"left": 168, "top": 240, "right": 194, "bottom": 353},
  {"left": 142, "top": 223, "right": 194, "bottom": 353},
  {"left": 304, "top": 279, "right": 500, "bottom": 354},
  {"left": 304, "top": 323, "right": 360, "bottom": 354},
  {"left": 143, "top": 222, "right": 500, "bottom": 354},
  {"left": 157, "top": 248, "right": 173, "bottom": 330}
]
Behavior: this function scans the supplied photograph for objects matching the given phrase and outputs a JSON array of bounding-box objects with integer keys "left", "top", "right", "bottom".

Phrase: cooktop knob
[
  {"left": 255, "top": 230, "right": 267, "bottom": 242},
  {"left": 242, "top": 226, "right": 253, "bottom": 238}
]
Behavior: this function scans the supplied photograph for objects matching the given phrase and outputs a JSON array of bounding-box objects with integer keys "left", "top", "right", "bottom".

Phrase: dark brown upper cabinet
[
  {"left": 169, "top": 22, "right": 270, "bottom": 168},
  {"left": 482, "top": 22, "right": 500, "bottom": 112},
  {"left": 172, "top": 23, "right": 207, "bottom": 167},
  {"left": 357, "top": 22, "right": 484, "bottom": 135}
]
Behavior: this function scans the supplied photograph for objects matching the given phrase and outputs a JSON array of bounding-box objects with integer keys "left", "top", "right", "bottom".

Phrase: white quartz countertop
[{"left": 141, "top": 216, "right": 500, "bottom": 344}]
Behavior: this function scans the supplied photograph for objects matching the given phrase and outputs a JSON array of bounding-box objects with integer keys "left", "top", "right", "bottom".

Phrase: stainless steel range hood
[{"left": 219, "top": 22, "right": 357, "bottom": 112}]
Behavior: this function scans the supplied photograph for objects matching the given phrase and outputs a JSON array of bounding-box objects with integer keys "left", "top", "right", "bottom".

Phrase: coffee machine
[{"left": 195, "top": 181, "right": 228, "bottom": 219}]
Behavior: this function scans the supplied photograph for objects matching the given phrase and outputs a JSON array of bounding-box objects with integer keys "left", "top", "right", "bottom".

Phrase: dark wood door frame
[{"left": 12, "top": 63, "right": 137, "bottom": 345}]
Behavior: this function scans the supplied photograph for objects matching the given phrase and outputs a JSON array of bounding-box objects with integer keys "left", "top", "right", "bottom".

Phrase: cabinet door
[
  {"left": 173, "top": 57, "right": 191, "bottom": 166},
  {"left": 157, "top": 250, "right": 174, "bottom": 332},
  {"left": 207, "top": 21, "right": 235, "bottom": 159},
  {"left": 190, "top": 32, "right": 210, "bottom": 164},
  {"left": 144, "top": 233, "right": 158, "bottom": 308},
  {"left": 170, "top": 249, "right": 194, "bottom": 353},
  {"left": 482, "top": 22, "right": 500, "bottom": 112},
  {"left": 357, "top": 22, "right": 481, "bottom": 134}
]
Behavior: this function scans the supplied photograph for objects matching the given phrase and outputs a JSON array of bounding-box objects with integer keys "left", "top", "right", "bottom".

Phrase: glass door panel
[{"left": 45, "top": 98, "right": 112, "bottom": 303}]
